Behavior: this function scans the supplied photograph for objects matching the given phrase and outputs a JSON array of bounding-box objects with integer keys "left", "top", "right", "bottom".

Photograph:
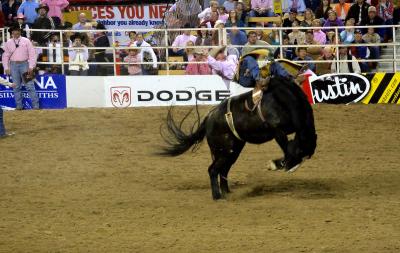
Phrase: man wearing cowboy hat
[
  {"left": 31, "top": 4, "right": 55, "bottom": 46},
  {"left": 238, "top": 49, "right": 292, "bottom": 105},
  {"left": 2, "top": 25, "right": 39, "bottom": 110},
  {"left": 14, "top": 13, "right": 29, "bottom": 38},
  {"left": 68, "top": 32, "right": 89, "bottom": 76},
  {"left": 206, "top": 46, "right": 238, "bottom": 88},
  {"left": 17, "top": 0, "right": 39, "bottom": 26}
]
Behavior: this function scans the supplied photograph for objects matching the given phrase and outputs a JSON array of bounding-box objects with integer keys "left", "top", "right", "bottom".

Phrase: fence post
[
  {"left": 60, "top": 30, "right": 65, "bottom": 75},
  {"left": 279, "top": 27, "right": 283, "bottom": 60},
  {"left": 335, "top": 27, "right": 340, "bottom": 73},
  {"left": 111, "top": 30, "right": 117, "bottom": 76},
  {"left": 393, "top": 26, "right": 397, "bottom": 73},
  {"left": 221, "top": 27, "right": 227, "bottom": 46},
  {"left": 165, "top": 29, "right": 169, "bottom": 75}
]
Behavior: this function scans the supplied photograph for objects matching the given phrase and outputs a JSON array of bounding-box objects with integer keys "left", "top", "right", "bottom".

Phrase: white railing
[{"left": 1, "top": 25, "right": 399, "bottom": 75}]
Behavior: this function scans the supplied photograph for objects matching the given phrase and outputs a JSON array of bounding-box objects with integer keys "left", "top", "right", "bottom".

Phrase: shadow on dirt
[{"left": 243, "top": 178, "right": 344, "bottom": 199}]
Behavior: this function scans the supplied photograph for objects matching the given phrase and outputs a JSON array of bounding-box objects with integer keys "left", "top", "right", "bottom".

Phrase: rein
[
  {"left": 224, "top": 95, "right": 267, "bottom": 142},
  {"left": 244, "top": 95, "right": 267, "bottom": 123},
  {"left": 225, "top": 98, "right": 244, "bottom": 141}
]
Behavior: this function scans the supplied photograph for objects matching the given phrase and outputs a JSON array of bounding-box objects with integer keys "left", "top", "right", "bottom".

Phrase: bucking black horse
[{"left": 160, "top": 76, "right": 317, "bottom": 200}]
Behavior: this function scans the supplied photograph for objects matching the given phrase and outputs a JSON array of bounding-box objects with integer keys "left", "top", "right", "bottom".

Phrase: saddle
[{"left": 224, "top": 87, "right": 267, "bottom": 141}]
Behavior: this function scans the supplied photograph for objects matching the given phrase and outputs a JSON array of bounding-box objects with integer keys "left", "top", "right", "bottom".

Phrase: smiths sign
[
  {"left": 307, "top": 74, "right": 371, "bottom": 104},
  {"left": 0, "top": 75, "right": 67, "bottom": 109}
]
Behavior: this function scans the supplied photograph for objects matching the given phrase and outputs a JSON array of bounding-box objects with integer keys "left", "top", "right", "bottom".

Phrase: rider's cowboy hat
[
  {"left": 242, "top": 49, "right": 270, "bottom": 59},
  {"left": 209, "top": 46, "right": 226, "bottom": 58},
  {"left": 36, "top": 4, "right": 49, "bottom": 13}
]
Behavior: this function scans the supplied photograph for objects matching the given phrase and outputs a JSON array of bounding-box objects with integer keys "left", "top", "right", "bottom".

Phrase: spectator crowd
[{"left": 1, "top": 0, "right": 399, "bottom": 76}]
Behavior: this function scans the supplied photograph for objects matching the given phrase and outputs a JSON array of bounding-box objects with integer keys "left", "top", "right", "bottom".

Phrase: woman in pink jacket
[
  {"left": 40, "top": 0, "right": 69, "bottom": 26},
  {"left": 185, "top": 49, "right": 212, "bottom": 75}
]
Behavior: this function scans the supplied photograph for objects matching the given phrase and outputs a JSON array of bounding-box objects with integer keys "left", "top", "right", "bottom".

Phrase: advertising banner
[
  {"left": 104, "top": 76, "right": 231, "bottom": 108},
  {"left": 69, "top": 5, "right": 168, "bottom": 44},
  {"left": 303, "top": 73, "right": 400, "bottom": 104},
  {"left": 0, "top": 75, "right": 67, "bottom": 109}
]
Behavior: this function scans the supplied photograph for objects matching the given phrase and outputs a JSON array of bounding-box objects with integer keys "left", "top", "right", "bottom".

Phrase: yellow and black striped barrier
[{"left": 361, "top": 73, "right": 400, "bottom": 104}]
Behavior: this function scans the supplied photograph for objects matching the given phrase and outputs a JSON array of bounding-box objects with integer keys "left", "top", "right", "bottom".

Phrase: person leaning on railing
[
  {"left": 68, "top": 32, "right": 89, "bottom": 76},
  {"left": 132, "top": 33, "right": 158, "bottom": 75},
  {"left": 362, "top": 27, "right": 381, "bottom": 69},
  {"left": 350, "top": 29, "right": 371, "bottom": 72},
  {"left": 274, "top": 34, "right": 296, "bottom": 60},
  {"left": 304, "top": 30, "right": 322, "bottom": 59},
  {"left": 331, "top": 45, "right": 361, "bottom": 73},
  {"left": 185, "top": 48, "right": 212, "bottom": 75},
  {"left": 123, "top": 44, "right": 142, "bottom": 76},
  {"left": 294, "top": 47, "right": 316, "bottom": 72}
]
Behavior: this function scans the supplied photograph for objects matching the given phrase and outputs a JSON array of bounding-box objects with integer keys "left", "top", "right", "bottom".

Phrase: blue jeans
[
  {"left": 249, "top": 9, "right": 274, "bottom": 17},
  {"left": 10, "top": 61, "right": 39, "bottom": 109},
  {"left": 0, "top": 107, "right": 5, "bottom": 136}
]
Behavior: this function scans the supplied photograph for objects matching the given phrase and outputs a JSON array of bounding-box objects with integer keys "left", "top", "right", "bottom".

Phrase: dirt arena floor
[{"left": 0, "top": 104, "right": 399, "bottom": 252}]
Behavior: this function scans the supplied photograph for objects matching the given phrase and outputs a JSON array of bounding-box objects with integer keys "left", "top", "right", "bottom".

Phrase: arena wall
[{"left": 1, "top": 74, "right": 400, "bottom": 109}]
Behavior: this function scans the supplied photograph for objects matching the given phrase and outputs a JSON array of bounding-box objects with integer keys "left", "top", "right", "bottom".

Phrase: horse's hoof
[
  {"left": 269, "top": 158, "right": 285, "bottom": 171},
  {"left": 286, "top": 161, "right": 303, "bottom": 173},
  {"left": 212, "top": 193, "right": 222, "bottom": 200},
  {"left": 269, "top": 160, "right": 277, "bottom": 171}
]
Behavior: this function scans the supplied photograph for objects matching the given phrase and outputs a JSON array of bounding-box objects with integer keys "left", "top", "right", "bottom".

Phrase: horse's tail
[{"left": 159, "top": 105, "right": 207, "bottom": 157}]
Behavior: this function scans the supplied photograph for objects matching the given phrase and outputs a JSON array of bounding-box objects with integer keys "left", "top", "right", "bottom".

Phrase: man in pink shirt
[
  {"left": 207, "top": 46, "right": 238, "bottom": 88},
  {"left": 250, "top": 0, "right": 274, "bottom": 18},
  {"left": 2, "top": 25, "right": 39, "bottom": 110},
  {"left": 171, "top": 24, "right": 197, "bottom": 56},
  {"left": 40, "top": 0, "right": 69, "bottom": 26}
]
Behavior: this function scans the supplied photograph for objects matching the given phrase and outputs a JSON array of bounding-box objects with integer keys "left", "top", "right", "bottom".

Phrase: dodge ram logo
[{"left": 111, "top": 86, "right": 131, "bottom": 108}]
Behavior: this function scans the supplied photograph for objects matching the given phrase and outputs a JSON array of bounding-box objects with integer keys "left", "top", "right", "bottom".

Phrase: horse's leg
[
  {"left": 270, "top": 129, "right": 289, "bottom": 171},
  {"left": 285, "top": 135, "right": 304, "bottom": 173},
  {"left": 219, "top": 143, "right": 245, "bottom": 197},
  {"left": 208, "top": 157, "right": 223, "bottom": 200}
]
